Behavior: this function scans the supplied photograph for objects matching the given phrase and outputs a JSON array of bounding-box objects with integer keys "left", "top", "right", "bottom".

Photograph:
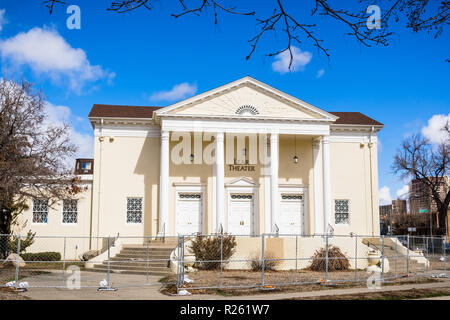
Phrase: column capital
[
  {"left": 270, "top": 132, "right": 279, "bottom": 142},
  {"left": 312, "top": 138, "right": 321, "bottom": 149},
  {"left": 161, "top": 130, "right": 169, "bottom": 140},
  {"left": 216, "top": 131, "right": 224, "bottom": 141},
  {"left": 322, "top": 135, "right": 331, "bottom": 144}
]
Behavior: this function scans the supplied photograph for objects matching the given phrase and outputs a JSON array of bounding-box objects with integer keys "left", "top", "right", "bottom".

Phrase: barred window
[
  {"left": 335, "top": 200, "right": 350, "bottom": 224},
  {"left": 127, "top": 198, "right": 142, "bottom": 223},
  {"left": 62, "top": 200, "right": 78, "bottom": 224},
  {"left": 33, "top": 199, "right": 48, "bottom": 224}
]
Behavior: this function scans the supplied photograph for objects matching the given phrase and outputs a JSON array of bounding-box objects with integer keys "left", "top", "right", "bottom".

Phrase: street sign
[
  {"left": 419, "top": 209, "right": 429, "bottom": 213},
  {"left": 408, "top": 227, "right": 417, "bottom": 232}
]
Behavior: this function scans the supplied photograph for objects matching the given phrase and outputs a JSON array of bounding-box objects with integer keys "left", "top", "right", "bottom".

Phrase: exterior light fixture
[
  {"left": 293, "top": 135, "right": 299, "bottom": 164},
  {"left": 190, "top": 154, "right": 194, "bottom": 162},
  {"left": 242, "top": 148, "right": 247, "bottom": 156}
]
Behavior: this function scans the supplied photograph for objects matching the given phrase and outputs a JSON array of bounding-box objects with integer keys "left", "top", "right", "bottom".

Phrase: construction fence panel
[{"left": 0, "top": 233, "right": 447, "bottom": 292}]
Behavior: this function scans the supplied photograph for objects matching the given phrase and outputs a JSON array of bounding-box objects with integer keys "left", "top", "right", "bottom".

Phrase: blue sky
[{"left": 1, "top": 1, "right": 449, "bottom": 205}]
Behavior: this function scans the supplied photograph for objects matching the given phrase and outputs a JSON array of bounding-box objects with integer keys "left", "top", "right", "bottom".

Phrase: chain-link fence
[{"left": 0, "top": 233, "right": 447, "bottom": 293}]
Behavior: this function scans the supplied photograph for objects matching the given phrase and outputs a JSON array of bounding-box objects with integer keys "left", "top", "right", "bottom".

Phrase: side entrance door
[
  {"left": 176, "top": 192, "right": 203, "bottom": 235},
  {"left": 279, "top": 193, "right": 304, "bottom": 234},
  {"left": 228, "top": 193, "right": 254, "bottom": 235}
]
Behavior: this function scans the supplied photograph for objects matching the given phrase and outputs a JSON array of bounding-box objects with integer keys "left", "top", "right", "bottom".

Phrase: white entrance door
[
  {"left": 279, "top": 194, "right": 304, "bottom": 234},
  {"left": 176, "top": 193, "right": 202, "bottom": 235},
  {"left": 228, "top": 193, "right": 254, "bottom": 235}
]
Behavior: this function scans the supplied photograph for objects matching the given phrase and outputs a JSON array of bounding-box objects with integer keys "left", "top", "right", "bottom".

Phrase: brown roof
[
  {"left": 88, "top": 105, "right": 383, "bottom": 126},
  {"left": 88, "top": 104, "right": 163, "bottom": 119},
  {"left": 329, "top": 112, "right": 383, "bottom": 126}
]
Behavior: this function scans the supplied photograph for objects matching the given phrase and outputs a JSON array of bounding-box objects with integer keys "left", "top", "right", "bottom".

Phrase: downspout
[
  {"left": 368, "top": 126, "right": 375, "bottom": 236},
  {"left": 88, "top": 176, "right": 94, "bottom": 250},
  {"left": 96, "top": 118, "right": 104, "bottom": 250}
]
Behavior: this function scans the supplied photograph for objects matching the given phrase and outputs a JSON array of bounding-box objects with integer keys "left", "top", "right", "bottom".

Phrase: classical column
[
  {"left": 322, "top": 135, "right": 332, "bottom": 234},
  {"left": 270, "top": 132, "right": 279, "bottom": 233},
  {"left": 158, "top": 130, "right": 169, "bottom": 236},
  {"left": 312, "top": 138, "right": 323, "bottom": 234},
  {"left": 215, "top": 132, "right": 225, "bottom": 233}
]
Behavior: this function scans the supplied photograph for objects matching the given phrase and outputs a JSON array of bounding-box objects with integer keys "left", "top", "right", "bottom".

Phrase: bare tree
[
  {"left": 41, "top": 0, "right": 449, "bottom": 66},
  {"left": 0, "top": 79, "right": 80, "bottom": 237},
  {"left": 392, "top": 127, "right": 450, "bottom": 235}
]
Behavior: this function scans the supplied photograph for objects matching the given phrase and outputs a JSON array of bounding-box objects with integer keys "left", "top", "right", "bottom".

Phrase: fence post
[
  {"left": 220, "top": 234, "right": 223, "bottom": 288},
  {"left": 261, "top": 234, "right": 265, "bottom": 288},
  {"left": 444, "top": 236, "right": 447, "bottom": 278},
  {"left": 394, "top": 236, "right": 398, "bottom": 278},
  {"left": 325, "top": 234, "right": 329, "bottom": 283},
  {"left": 14, "top": 235, "right": 21, "bottom": 289},
  {"left": 62, "top": 237, "right": 67, "bottom": 288},
  {"left": 176, "top": 235, "right": 185, "bottom": 293},
  {"left": 354, "top": 235, "right": 358, "bottom": 281},
  {"left": 381, "top": 235, "right": 385, "bottom": 281},
  {"left": 107, "top": 236, "right": 111, "bottom": 289},
  {"left": 406, "top": 234, "right": 410, "bottom": 275},
  {"left": 295, "top": 234, "right": 298, "bottom": 284},
  {"left": 146, "top": 236, "right": 150, "bottom": 284}
]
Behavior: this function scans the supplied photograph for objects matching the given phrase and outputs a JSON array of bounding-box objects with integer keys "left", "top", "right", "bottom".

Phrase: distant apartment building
[
  {"left": 392, "top": 199, "right": 407, "bottom": 216},
  {"left": 409, "top": 176, "right": 450, "bottom": 228},
  {"left": 379, "top": 199, "right": 407, "bottom": 233},
  {"left": 410, "top": 177, "right": 449, "bottom": 215}
]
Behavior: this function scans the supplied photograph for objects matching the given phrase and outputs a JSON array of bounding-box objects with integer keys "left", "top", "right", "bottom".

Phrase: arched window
[{"left": 235, "top": 105, "right": 259, "bottom": 116}]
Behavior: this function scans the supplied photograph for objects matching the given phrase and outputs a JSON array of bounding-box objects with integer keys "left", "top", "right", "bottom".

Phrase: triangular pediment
[
  {"left": 155, "top": 77, "right": 337, "bottom": 121},
  {"left": 225, "top": 177, "right": 258, "bottom": 187}
]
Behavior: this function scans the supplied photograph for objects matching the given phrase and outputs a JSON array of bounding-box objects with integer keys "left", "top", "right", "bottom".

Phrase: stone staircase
[
  {"left": 90, "top": 239, "right": 177, "bottom": 276},
  {"left": 363, "top": 237, "right": 426, "bottom": 274}
]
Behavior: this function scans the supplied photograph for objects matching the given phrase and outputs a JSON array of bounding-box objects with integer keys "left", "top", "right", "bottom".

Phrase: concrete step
[
  {"left": 111, "top": 255, "right": 170, "bottom": 261},
  {"left": 94, "top": 264, "right": 169, "bottom": 273},
  {"left": 86, "top": 242, "right": 175, "bottom": 276},
  {"left": 90, "top": 266, "right": 171, "bottom": 276},
  {"left": 123, "top": 244, "right": 177, "bottom": 249},
  {"left": 120, "top": 248, "right": 174, "bottom": 253},
  {"left": 106, "top": 261, "right": 168, "bottom": 268},
  {"left": 114, "top": 252, "right": 172, "bottom": 258}
]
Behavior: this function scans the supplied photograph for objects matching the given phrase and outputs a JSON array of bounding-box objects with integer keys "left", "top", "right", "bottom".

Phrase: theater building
[{"left": 19, "top": 77, "right": 383, "bottom": 256}]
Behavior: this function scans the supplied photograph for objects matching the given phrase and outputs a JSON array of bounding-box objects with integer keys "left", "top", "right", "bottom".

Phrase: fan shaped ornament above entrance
[{"left": 235, "top": 105, "right": 259, "bottom": 116}]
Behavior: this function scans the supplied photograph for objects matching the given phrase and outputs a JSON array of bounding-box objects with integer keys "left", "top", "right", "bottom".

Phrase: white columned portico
[
  {"left": 158, "top": 130, "right": 169, "bottom": 236},
  {"left": 312, "top": 138, "right": 323, "bottom": 234},
  {"left": 270, "top": 132, "right": 279, "bottom": 233},
  {"left": 322, "top": 135, "right": 332, "bottom": 233},
  {"left": 215, "top": 132, "right": 225, "bottom": 232}
]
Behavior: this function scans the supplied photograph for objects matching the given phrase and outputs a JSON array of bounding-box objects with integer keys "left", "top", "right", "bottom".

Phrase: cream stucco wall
[
  {"left": 330, "top": 140, "right": 380, "bottom": 236},
  {"left": 16, "top": 127, "right": 381, "bottom": 259},
  {"left": 15, "top": 183, "right": 93, "bottom": 260},
  {"left": 90, "top": 134, "right": 160, "bottom": 250}
]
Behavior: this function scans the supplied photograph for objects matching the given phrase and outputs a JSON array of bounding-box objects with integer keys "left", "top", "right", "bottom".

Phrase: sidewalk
[{"left": 18, "top": 271, "right": 450, "bottom": 300}]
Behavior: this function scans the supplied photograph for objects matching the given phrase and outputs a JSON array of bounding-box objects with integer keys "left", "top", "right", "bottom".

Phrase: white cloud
[
  {"left": 45, "top": 102, "right": 94, "bottom": 160},
  {"left": 150, "top": 82, "right": 197, "bottom": 102},
  {"left": 396, "top": 185, "right": 409, "bottom": 200},
  {"left": 421, "top": 113, "right": 450, "bottom": 145},
  {"left": 379, "top": 186, "right": 392, "bottom": 205},
  {"left": 0, "top": 27, "right": 114, "bottom": 92},
  {"left": 316, "top": 69, "right": 325, "bottom": 78},
  {"left": 0, "top": 9, "right": 7, "bottom": 31},
  {"left": 272, "top": 46, "right": 312, "bottom": 74}
]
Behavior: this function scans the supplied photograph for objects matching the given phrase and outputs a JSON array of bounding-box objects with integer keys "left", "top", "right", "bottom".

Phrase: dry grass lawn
[{"left": 161, "top": 269, "right": 439, "bottom": 296}]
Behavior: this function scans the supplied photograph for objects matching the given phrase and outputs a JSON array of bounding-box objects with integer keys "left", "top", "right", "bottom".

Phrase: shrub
[
  {"left": 21, "top": 252, "right": 61, "bottom": 262},
  {"left": 308, "top": 245, "right": 350, "bottom": 271},
  {"left": 248, "top": 252, "right": 279, "bottom": 271},
  {"left": 189, "top": 235, "right": 237, "bottom": 270},
  {"left": 9, "top": 230, "right": 36, "bottom": 254}
]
